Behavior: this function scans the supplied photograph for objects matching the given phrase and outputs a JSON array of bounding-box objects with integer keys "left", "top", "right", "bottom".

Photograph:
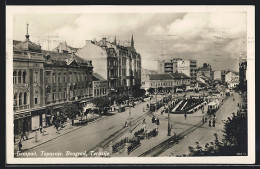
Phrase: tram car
[{"left": 207, "top": 101, "right": 219, "bottom": 115}]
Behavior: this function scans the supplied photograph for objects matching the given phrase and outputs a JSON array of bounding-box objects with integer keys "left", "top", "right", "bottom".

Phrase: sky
[{"left": 13, "top": 12, "right": 247, "bottom": 71}]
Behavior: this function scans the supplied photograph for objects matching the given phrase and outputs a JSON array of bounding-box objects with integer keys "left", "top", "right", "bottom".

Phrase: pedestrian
[
  {"left": 202, "top": 116, "right": 205, "bottom": 124},
  {"left": 142, "top": 119, "right": 146, "bottom": 124},
  {"left": 39, "top": 125, "right": 42, "bottom": 133},
  {"left": 212, "top": 119, "right": 216, "bottom": 127},
  {"left": 184, "top": 113, "right": 187, "bottom": 120},
  {"left": 152, "top": 116, "right": 155, "bottom": 123},
  {"left": 125, "top": 121, "right": 128, "bottom": 127},
  {"left": 205, "top": 117, "right": 208, "bottom": 122},
  {"left": 157, "top": 118, "right": 160, "bottom": 125},
  {"left": 18, "top": 140, "right": 22, "bottom": 152},
  {"left": 209, "top": 119, "right": 211, "bottom": 127}
]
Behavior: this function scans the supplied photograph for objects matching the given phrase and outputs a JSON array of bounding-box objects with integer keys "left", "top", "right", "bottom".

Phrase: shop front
[
  {"left": 31, "top": 109, "right": 46, "bottom": 130},
  {"left": 14, "top": 111, "right": 31, "bottom": 136}
]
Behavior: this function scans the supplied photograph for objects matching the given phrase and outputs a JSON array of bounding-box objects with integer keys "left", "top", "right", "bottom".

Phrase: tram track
[
  {"left": 89, "top": 111, "right": 151, "bottom": 151},
  {"left": 139, "top": 96, "right": 230, "bottom": 157}
]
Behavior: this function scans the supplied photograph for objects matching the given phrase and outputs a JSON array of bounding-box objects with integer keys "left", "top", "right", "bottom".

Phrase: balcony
[{"left": 13, "top": 104, "right": 29, "bottom": 111}]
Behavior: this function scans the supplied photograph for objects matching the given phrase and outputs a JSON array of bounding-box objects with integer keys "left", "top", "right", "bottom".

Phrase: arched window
[
  {"left": 18, "top": 71, "right": 22, "bottom": 83},
  {"left": 23, "top": 71, "right": 26, "bottom": 83},
  {"left": 14, "top": 93, "right": 17, "bottom": 106},
  {"left": 13, "top": 71, "right": 17, "bottom": 84},
  {"left": 23, "top": 92, "right": 27, "bottom": 105},
  {"left": 19, "top": 92, "right": 22, "bottom": 106}
]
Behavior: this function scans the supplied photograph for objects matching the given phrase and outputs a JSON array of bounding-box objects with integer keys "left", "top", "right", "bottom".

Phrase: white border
[{"left": 6, "top": 5, "right": 255, "bottom": 164}]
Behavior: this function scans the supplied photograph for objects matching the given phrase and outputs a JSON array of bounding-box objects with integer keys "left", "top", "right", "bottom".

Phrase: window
[
  {"left": 64, "top": 88, "right": 67, "bottom": 99},
  {"left": 34, "top": 89, "right": 38, "bottom": 105},
  {"left": 46, "top": 71, "right": 51, "bottom": 83},
  {"left": 19, "top": 93, "right": 22, "bottom": 106},
  {"left": 18, "top": 71, "right": 22, "bottom": 83},
  {"left": 94, "top": 89, "right": 96, "bottom": 96},
  {"left": 13, "top": 71, "right": 17, "bottom": 84},
  {"left": 58, "top": 73, "right": 61, "bottom": 83},
  {"left": 14, "top": 93, "right": 17, "bottom": 106},
  {"left": 23, "top": 71, "right": 26, "bottom": 83},
  {"left": 75, "top": 73, "right": 78, "bottom": 82},
  {"left": 52, "top": 73, "right": 56, "bottom": 83},
  {"left": 23, "top": 92, "right": 27, "bottom": 105},
  {"left": 58, "top": 88, "right": 62, "bottom": 100},
  {"left": 52, "top": 90, "right": 56, "bottom": 101},
  {"left": 63, "top": 73, "right": 66, "bottom": 82},
  {"left": 34, "top": 72, "right": 38, "bottom": 83},
  {"left": 69, "top": 73, "right": 72, "bottom": 82}
]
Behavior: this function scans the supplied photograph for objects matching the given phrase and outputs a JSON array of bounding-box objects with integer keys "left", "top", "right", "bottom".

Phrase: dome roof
[{"left": 15, "top": 39, "right": 42, "bottom": 52}]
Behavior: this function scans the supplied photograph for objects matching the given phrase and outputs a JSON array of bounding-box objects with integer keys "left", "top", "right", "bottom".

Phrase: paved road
[
  {"left": 160, "top": 92, "right": 242, "bottom": 156},
  {"left": 19, "top": 96, "right": 163, "bottom": 157}
]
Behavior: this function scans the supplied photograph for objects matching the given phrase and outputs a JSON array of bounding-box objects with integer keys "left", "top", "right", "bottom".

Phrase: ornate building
[
  {"left": 76, "top": 35, "right": 142, "bottom": 94},
  {"left": 13, "top": 25, "right": 93, "bottom": 135}
]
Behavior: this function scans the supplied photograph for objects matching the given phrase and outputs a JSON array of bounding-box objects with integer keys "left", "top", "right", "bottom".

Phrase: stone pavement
[{"left": 14, "top": 113, "right": 104, "bottom": 155}]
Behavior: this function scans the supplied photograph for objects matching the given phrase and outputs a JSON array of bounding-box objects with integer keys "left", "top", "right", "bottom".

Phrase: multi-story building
[
  {"left": 158, "top": 58, "right": 197, "bottom": 82},
  {"left": 143, "top": 73, "right": 190, "bottom": 93},
  {"left": 76, "top": 35, "right": 142, "bottom": 94},
  {"left": 13, "top": 33, "right": 45, "bottom": 135},
  {"left": 13, "top": 28, "right": 93, "bottom": 134},
  {"left": 141, "top": 68, "right": 157, "bottom": 88},
  {"left": 197, "top": 63, "right": 212, "bottom": 80},
  {"left": 92, "top": 73, "right": 108, "bottom": 98},
  {"left": 42, "top": 50, "right": 93, "bottom": 126}
]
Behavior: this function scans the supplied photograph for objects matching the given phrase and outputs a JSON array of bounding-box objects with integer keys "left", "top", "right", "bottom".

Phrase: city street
[{"left": 17, "top": 97, "right": 163, "bottom": 157}]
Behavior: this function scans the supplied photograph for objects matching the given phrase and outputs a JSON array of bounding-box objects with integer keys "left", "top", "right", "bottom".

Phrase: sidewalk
[{"left": 14, "top": 114, "right": 106, "bottom": 155}]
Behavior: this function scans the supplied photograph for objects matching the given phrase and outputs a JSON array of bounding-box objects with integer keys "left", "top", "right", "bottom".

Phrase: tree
[
  {"left": 91, "top": 97, "right": 110, "bottom": 114},
  {"left": 185, "top": 112, "right": 248, "bottom": 157},
  {"left": 62, "top": 102, "right": 80, "bottom": 119}
]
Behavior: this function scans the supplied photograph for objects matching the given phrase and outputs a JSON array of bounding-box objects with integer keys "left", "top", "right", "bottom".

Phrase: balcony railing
[{"left": 13, "top": 104, "right": 29, "bottom": 111}]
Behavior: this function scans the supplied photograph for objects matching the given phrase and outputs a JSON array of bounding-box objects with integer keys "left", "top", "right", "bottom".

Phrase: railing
[{"left": 13, "top": 104, "right": 29, "bottom": 111}]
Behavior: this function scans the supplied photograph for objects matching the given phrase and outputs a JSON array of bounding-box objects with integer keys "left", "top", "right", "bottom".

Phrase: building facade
[
  {"left": 143, "top": 73, "right": 190, "bottom": 93},
  {"left": 42, "top": 50, "right": 93, "bottom": 127},
  {"left": 92, "top": 73, "right": 109, "bottom": 98},
  {"left": 158, "top": 58, "right": 197, "bottom": 82},
  {"left": 13, "top": 34, "right": 45, "bottom": 135},
  {"left": 76, "top": 35, "right": 142, "bottom": 94},
  {"left": 13, "top": 30, "right": 93, "bottom": 135}
]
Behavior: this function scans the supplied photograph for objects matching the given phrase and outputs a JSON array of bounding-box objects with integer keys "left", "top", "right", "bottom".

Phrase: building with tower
[{"left": 13, "top": 24, "right": 93, "bottom": 135}]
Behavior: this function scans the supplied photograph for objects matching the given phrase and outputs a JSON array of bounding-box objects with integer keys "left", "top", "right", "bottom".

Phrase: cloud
[{"left": 13, "top": 12, "right": 247, "bottom": 71}]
